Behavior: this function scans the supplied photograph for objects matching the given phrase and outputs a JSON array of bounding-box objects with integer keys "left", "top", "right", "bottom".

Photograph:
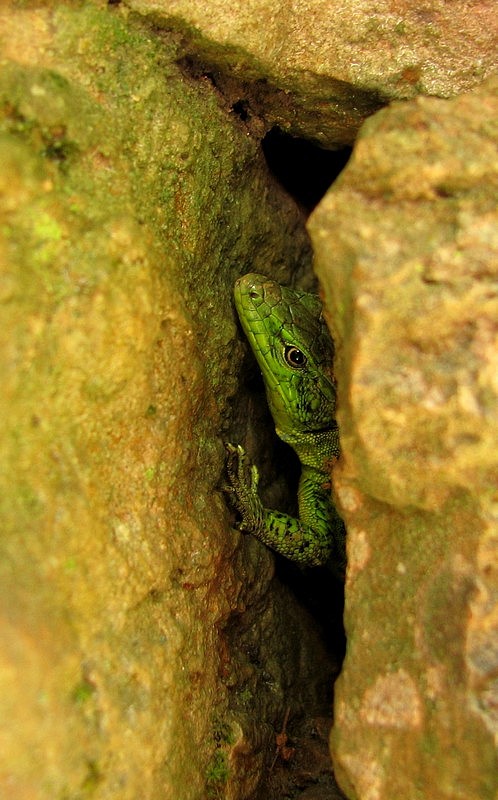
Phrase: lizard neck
[{"left": 276, "top": 426, "right": 340, "bottom": 473}]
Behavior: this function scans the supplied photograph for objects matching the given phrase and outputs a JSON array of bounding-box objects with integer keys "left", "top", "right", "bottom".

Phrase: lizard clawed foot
[{"left": 224, "top": 442, "right": 263, "bottom": 531}]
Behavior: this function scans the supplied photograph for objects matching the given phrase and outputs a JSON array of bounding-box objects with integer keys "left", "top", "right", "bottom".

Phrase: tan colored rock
[
  {"left": 309, "top": 76, "right": 498, "bottom": 799},
  {"left": 131, "top": 0, "right": 498, "bottom": 145},
  {"left": 0, "top": 5, "right": 333, "bottom": 800}
]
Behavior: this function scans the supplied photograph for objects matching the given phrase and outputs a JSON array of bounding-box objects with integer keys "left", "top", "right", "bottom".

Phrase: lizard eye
[{"left": 284, "top": 345, "right": 307, "bottom": 368}]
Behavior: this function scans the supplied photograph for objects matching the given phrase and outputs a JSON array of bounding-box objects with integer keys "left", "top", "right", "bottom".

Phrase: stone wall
[{"left": 1, "top": 1, "right": 496, "bottom": 798}]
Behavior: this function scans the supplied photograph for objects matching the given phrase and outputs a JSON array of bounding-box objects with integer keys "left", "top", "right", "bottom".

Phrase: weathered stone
[
  {"left": 309, "top": 76, "right": 498, "bottom": 799},
  {"left": 0, "top": 4, "right": 333, "bottom": 799},
  {"left": 130, "top": 0, "right": 498, "bottom": 146}
]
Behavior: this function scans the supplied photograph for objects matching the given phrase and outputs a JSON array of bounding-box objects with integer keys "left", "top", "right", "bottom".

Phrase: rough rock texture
[
  {"left": 309, "top": 76, "right": 498, "bottom": 800},
  {"left": 130, "top": 0, "right": 498, "bottom": 145},
  {"left": 0, "top": 4, "right": 335, "bottom": 800},
  {"left": 3, "top": 1, "right": 497, "bottom": 799}
]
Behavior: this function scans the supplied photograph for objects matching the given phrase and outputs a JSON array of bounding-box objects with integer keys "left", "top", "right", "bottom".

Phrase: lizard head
[{"left": 233, "top": 273, "right": 337, "bottom": 437}]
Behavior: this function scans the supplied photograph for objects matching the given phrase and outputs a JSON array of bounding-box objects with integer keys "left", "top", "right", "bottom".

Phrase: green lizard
[{"left": 225, "top": 273, "right": 346, "bottom": 573}]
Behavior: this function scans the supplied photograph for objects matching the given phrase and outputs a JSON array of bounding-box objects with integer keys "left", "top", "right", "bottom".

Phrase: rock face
[
  {"left": 131, "top": 0, "right": 497, "bottom": 145},
  {"left": 0, "top": 5, "right": 333, "bottom": 800},
  {"left": 308, "top": 77, "right": 498, "bottom": 799},
  {"left": 1, "top": 2, "right": 497, "bottom": 799}
]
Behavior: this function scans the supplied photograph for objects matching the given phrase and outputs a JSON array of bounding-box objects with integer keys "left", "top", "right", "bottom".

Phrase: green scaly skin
[{"left": 226, "top": 273, "right": 346, "bottom": 572}]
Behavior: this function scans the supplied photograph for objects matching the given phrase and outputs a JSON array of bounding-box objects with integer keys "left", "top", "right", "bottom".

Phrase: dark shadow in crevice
[
  {"left": 262, "top": 127, "right": 352, "bottom": 214},
  {"left": 224, "top": 126, "right": 350, "bottom": 796},
  {"left": 275, "top": 556, "right": 346, "bottom": 662},
  {"left": 257, "top": 127, "right": 349, "bottom": 663}
]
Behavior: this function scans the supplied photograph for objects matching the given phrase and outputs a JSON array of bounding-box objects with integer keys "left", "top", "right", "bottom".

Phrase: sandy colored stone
[
  {"left": 0, "top": 5, "right": 334, "bottom": 800},
  {"left": 130, "top": 0, "right": 498, "bottom": 145},
  {"left": 3, "top": 2, "right": 496, "bottom": 799},
  {"left": 309, "top": 76, "right": 498, "bottom": 799}
]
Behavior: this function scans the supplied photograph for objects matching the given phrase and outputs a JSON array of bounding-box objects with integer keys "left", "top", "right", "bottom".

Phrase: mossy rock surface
[{"left": 0, "top": 5, "right": 329, "bottom": 799}]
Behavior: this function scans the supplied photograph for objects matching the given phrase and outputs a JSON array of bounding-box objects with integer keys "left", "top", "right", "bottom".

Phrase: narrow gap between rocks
[
  {"left": 262, "top": 127, "right": 352, "bottom": 215},
  {"left": 255, "top": 129, "right": 350, "bottom": 799},
  {"left": 261, "top": 125, "right": 349, "bottom": 663}
]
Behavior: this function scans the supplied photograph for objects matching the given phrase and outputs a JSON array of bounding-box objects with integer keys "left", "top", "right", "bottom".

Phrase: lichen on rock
[
  {"left": 0, "top": 4, "right": 323, "bottom": 799},
  {"left": 309, "top": 75, "right": 498, "bottom": 800},
  {"left": 130, "top": 0, "right": 497, "bottom": 146},
  {"left": 1, "top": 1, "right": 497, "bottom": 799}
]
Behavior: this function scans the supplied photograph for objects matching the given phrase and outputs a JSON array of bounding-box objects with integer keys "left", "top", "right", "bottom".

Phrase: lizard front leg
[
  {"left": 224, "top": 443, "right": 264, "bottom": 533},
  {"left": 225, "top": 443, "right": 333, "bottom": 567}
]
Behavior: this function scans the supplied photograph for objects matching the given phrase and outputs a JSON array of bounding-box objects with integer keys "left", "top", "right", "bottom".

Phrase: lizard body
[{"left": 226, "top": 273, "right": 346, "bottom": 572}]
